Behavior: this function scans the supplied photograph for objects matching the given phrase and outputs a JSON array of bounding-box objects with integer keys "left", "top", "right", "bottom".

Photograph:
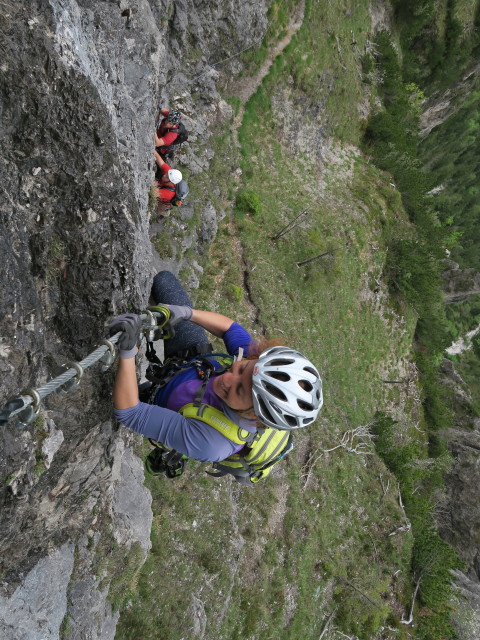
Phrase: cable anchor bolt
[
  {"left": 57, "top": 361, "right": 84, "bottom": 394},
  {"left": 100, "top": 339, "right": 116, "bottom": 371},
  {"left": 17, "top": 388, "right": 42, "bottom": 428}
]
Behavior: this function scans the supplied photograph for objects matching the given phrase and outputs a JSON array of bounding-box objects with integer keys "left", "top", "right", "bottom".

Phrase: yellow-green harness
[
  {"left": 178, "top": 401, "right": 293, "bottom": 484},
  {"left": 146, "top": 353, "right": 293, "bottom": 484}
]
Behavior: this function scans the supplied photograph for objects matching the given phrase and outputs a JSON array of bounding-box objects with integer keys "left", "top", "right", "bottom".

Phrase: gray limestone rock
[
  {"left": 0, "top": 1, "right": 271, "bottom": 638},
  {"left": 451, "top": 570, "right": 480, "bottom": 640},
  {"left": 112, "top": 444, "right": 152, "bottom": 552},
  {"left": 200, "top": 203, "right": 218, "bottom": 245},
  {"left": 42, "top": 417, "right": 65, "bottom": 469},
  {"left": 442, "top": 266, "right": 480, "bottom": 303},
  {"left": 0, "top": 543, "right": 74, "bottom": 640}
]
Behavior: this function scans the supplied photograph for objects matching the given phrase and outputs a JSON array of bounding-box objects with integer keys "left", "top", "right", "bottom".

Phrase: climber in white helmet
[{"left": 153, "top": 151, "right": 188, "bottom": 215}]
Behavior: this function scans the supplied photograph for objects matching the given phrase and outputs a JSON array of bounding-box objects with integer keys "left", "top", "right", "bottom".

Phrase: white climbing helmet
[
  {"left": 168, "top": 169, "right": 182, "bottom": 185},
  {"left": 252, "top": 346, "right": 323, "bottom": 430}
]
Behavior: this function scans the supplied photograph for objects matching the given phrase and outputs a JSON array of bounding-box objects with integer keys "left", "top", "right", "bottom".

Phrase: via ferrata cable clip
[
  {"left": 100, "top": 339, "right": 116, "bottom": 371},
  {"left": 146, "top": 305, "right": 172, "bottom": 340},
  {"left": 57, "top": 361, "right": 84, "bottom": 395},
  {"left": 144, "top": 309, "right": 158, "bottom": 344},
  {"left": 17, "top": 388, "right": 42, "bottom": 428}
]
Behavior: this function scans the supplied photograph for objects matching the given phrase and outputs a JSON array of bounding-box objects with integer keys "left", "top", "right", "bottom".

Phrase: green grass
[
  {"left": 239, "top": 0, "right": 302, "bottom": 76},
  {"left": 114, "top": 1, "right": 455, "bottom": 638}
]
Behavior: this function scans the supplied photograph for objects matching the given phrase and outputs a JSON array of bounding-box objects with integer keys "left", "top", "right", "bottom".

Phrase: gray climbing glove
[
  {"left": 160, "top": 304, "right": 192, "bottom": 327},
  {"left": 108, "top": 313, "right": 142, "bottom": 359}
]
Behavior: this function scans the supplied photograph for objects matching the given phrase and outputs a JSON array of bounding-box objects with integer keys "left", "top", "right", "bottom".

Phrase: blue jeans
[{"left": 151, "top": 271, "right": 211, "bottom": 358}]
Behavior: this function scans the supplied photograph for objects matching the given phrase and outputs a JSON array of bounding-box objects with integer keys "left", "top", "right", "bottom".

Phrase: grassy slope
[{"left": 116, "top": 2, "right": 424, "bottom": 639}]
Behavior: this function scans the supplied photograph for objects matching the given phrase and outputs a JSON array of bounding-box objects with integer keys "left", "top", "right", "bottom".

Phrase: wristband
[{"left": 119, "top": 346, "right": 137, "bottom": 359}]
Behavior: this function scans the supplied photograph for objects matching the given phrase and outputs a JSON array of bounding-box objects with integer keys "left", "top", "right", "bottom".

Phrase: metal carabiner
[{"left": 144, "top": 309, "right": 157, "bottom": 344}]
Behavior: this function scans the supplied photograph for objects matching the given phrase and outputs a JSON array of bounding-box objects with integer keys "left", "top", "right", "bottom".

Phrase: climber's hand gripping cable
[{"left": 0, "top": 309, "right": 171, "bottom": 427}]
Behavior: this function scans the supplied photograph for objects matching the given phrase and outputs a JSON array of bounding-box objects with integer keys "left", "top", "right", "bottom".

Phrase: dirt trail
[
  {"left": 225, "top": 1, "right": 305, "bottom": 326},
  {"left": 230, "top": 0, "right": 305, "bottom": 112},
  {"left": 228, "top": 0, "right": 305, "bottom": 143}
]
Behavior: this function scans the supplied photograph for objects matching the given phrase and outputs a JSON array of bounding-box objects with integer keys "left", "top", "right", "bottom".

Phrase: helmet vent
[
  {"left": 266, "top": 371, "right": 290, "bottom": 382},
  {"left": 262, "top": 381, "right": 287, "bottom": 401},
  {"left": 304, "top": 366, "right": 320, "bottom": 378},
  {"left": 257, "top": 396, "right": 275, "bottom": 424},
  {"left": 269, "top": 358, "right": 295, "bottom": 367},
  {"left": 300, "top": 380, "right": 313, "bottom": 392},
  {"left": 285, "top": 415, "right": 297, "bottom": 427},
  {"left": 297, "top": 399, "right": 313, "bottom": 411}
]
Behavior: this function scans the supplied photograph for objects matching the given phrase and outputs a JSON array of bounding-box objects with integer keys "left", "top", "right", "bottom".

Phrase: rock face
[
  {"left": 442, "top": 264, "right": 480, "bottom": 303},
  {"left": 450, "top": 570, "right": 480, "bottom": 640},
  {"left": 0, "top": 1, "right": 270, "bottom": 638},
  {"left": 437, "top": 360, "right": 480, "bottom": 595}
]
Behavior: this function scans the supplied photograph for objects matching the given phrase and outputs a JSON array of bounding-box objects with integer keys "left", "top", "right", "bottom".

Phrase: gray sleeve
[{"left": 113, "top": 402, "right": 240, "bottom": 462}]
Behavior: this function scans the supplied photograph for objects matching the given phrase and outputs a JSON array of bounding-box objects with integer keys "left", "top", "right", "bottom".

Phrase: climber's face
[
  {"left": 212, "top": 360, "right": 257, "bottom": 413},
  {"left": 160, "top": 173, "right": 171, "bottom": 185}
]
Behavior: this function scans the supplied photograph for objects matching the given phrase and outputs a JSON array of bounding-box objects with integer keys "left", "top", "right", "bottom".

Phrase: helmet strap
[{"left": 232, "top": 347, "right": 244, "bottom": 363}]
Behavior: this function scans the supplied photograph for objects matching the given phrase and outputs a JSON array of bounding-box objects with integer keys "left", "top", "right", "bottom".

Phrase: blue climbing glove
[
  {"left": 108, "top": 313, "right": 142, "bottom": 359},
  {"left": 160, "top": 304, "right": 192, "bottom": 326}
]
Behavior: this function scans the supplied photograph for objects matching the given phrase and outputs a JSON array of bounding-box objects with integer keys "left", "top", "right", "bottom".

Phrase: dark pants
[{"left": 151, "top": 271, "right": 212, "bottom": 359}]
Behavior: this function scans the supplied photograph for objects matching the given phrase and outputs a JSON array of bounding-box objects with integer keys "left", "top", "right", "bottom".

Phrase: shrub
[
  {"left": 148, "top": 184, "right": 159, "bottom": 212},
  {"left": 385, "top": 238, "right": 442, "bottom": 317},
  {"left": 229, "top": 283, "right": 244, "bottom": 302},
  {"left": 235, "top": 189, "right": 262, "bottom": 216}
]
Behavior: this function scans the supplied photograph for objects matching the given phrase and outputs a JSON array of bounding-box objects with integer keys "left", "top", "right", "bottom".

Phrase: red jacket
[
  {"left": 156, "top": 161, "right": 176, "bottom": 204},
  {"left": 156, "top": 111, "right": 179, "bottom": 154}
]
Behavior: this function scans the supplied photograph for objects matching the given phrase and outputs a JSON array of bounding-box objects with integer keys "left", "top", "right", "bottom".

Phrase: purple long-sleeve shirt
[{"left": 114, "top": 322, "right": 257, "bottom": 462}]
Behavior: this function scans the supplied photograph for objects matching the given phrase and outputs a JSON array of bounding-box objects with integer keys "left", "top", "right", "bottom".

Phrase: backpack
[
  {"left": 144, "top": 354, "right": 294, "bottom": 484},
  {"left": 158, "top": 121, "right": 188, "bottom": 151},
  {"left": 163, "top": 179, "right": 189, "bottom": 207},
  {"left": 170, "top": 121, "right": 188, "bottom": 146}
]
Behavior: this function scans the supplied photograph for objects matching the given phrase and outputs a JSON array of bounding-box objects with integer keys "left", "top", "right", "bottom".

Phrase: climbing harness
[
  {"left": 142, "top": 342, "right": 295, "bottom": 484},
  {"left": 0, "top": 307, "right": 172, "bottom": 429}
]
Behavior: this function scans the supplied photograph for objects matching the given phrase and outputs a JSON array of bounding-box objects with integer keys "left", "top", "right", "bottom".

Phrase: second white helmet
[{"left": 168, "top": 169, "right": 182, "bottom": 185}]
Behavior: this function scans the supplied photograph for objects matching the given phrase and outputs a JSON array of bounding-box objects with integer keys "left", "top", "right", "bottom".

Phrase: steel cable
[{"left": 0, "top": 311, "right": 164, "bottom": 426}]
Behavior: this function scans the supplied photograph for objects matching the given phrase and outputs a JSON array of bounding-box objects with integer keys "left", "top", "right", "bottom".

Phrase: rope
[{"left": 0, "top": 311, "right": 165, "bottom": 427}]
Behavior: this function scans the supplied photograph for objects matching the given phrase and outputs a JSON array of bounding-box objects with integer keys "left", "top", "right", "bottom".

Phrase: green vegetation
[
  {"left": 420, "top": 81, "right": 480, "bottom": 270},
  {"left": 59, "top": 614, "right": 72, "bottom": 639},
  {"left": 229, "top": 283, "right": 244, "bottom": 302},
  {"left": 239, "top": 0, "right": 301, "bottom": 75},
  {"left": 115, "top": 1, "right": 475, "bottom": 638},
  {"left": 148, "top": 184, "right": 158, "bottom": 213},
  {"left": 235, "top": 188, "right": 261, "bottom": 216},
  {"left": 46, "top": 234, "right": 67, "bottom": 282},
  {"left": 392, "top": 0, "right": 480, "bottom": 89},
  {"left": 153, "top": 229, "right": 175, "bottom": 261},
  {"left": 372, "top": 413, "right": 461, "bottom": 640}
]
